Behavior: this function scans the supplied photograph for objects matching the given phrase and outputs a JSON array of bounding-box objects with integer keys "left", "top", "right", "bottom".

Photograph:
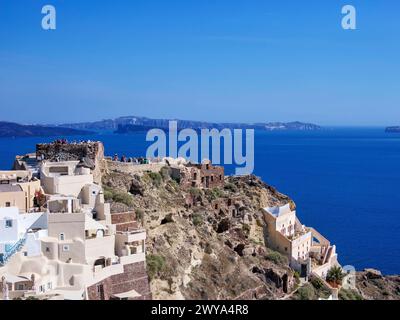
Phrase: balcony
[{"left": 116, "top": 229, "right": 146, "bottom": 243}]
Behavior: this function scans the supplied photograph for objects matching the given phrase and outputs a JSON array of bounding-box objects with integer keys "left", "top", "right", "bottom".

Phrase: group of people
[
  {"left": 112, "top": 154, "right": 149, "bottom": 164},
  {"left": 51, "top": 139, "right": 95, "bottom": 145}
]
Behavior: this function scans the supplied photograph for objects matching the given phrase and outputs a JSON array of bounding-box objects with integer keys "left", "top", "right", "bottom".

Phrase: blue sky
[{"left": 0, "top": 0, "right": 399, "bottom": 126}]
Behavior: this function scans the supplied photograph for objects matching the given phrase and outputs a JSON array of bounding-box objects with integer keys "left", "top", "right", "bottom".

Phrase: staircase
[{"left": 0, "top": 236, "right": 27, "bottom": 266}]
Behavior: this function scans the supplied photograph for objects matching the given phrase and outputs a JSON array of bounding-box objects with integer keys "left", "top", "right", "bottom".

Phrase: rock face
[
  {"left": 355, "top": 270, "right": 400, "bottom": 300},
  {"left": 102, "top": 166, "right": 296, "bottom": 300},
  {"left": 101, "top": 164, "right": 399, "bottom": 300}
]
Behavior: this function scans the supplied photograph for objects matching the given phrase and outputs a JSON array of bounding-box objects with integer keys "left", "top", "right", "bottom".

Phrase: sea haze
[{"left": 0, "top": 127, "right": 399, "bottom": 274}]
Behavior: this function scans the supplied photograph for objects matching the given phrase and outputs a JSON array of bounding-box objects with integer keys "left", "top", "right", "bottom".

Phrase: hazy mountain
[
  {"left": 57, "top": 116, "right": 321, "bottom": 132},
  {"left": 0, "top": 121, "right": 93, "bottom": 138},
  {"left": 385, "top": 126, "right": 400, "bottom": 133}
]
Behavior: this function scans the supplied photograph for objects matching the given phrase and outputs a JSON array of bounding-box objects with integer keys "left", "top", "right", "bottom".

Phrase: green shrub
[
  {"left": 148, "top": 172, "right": 163, "bottom": 187},
  {"left": 310, "top": 276, "right": 332, "bottom": 299},
  {"left": 296, "top": 284, "right": 315, "bottom": 300},
  {"left": 205, "top": 188, "right": 224, "bottom": 201},
  {"left": 103, "top": 189, "right": 113, "bottom": 201},
  {"left": 339, "top": 288, "right": 363, "bottom": 300},
  {"left": 224, "top": 183, "right": 237, "bottom": 193},
  {"left": 192, "top": 213, "right": 203, "bottom": 226},
  {"left": 102, "top": 186, "right": 134, "bottom": 207},
  {"left": 147, "top": 254, "right": 166, "bottom": 279},
  {"left": 113, "top": 192, "right": 134, "bottom": 207},
  {"left": 265, "top": 251, "right": 288, "bottom": 265}
]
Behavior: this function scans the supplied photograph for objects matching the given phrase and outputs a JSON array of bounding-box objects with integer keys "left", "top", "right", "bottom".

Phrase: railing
[{"left": 0, "top": 236, "right": 27, "bottom": 266}]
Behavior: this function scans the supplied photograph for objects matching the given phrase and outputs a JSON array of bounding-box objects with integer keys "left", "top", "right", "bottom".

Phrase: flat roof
[
  {"left": 112, "top": 289, "right": 141, "bottom": 299},
  {"left": 0, "top": 184, "right": 23, "bottom": 192}
]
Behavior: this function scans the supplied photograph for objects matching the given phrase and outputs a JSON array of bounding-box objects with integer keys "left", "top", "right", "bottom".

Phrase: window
[
  {"left": 59, "top": 233, "right": 65, "bottom": 241},
  {"left": 5, "top": 202, "right": 11, "bottom": 207},
  {"left": 47, "top": 282, "right": 52, "bottom": 290},
  {"left": 46, "top": 247, "right": 50, "bottom": 253},
  {"left": 62, "top": 245, "right": 70, "bottom": 252},
  {"left": 5, "top": 220, "right": 12, "bottom": 228},
  {"left": 17, "top": 284, "right": 24, "bottom": 291},
  {"left": 23, "top": 252, "right": 28, "bottom": 257}
]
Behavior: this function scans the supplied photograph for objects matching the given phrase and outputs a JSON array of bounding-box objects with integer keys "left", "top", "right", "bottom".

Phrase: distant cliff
[
  {"left": 385, "top": 126, "right": 400, "bottom": 133},
  {"left": 0, "top": 121, "right": 93, "bottom": 138},
  {"left": 57, "top": 116, "right": 321, "bottom": 133}
]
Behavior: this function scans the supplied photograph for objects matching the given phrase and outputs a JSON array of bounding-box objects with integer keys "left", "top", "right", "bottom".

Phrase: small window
[
  {"left": 97, "top": 284, "right": 103, "bottom": 294},
  {"left": 5, "top": 220, "right": 13, "bottom": 228},
  {"left": 59, "top": 233, "right": 65, "bottom": 241},
  {"left": 5, "top": 202, "right": 11, "bottom": 207},
  {"left": 47, "top": 282, "right": 52, "bottom": 290},
  {"left": 23, "top": 252, "right": 28, "bottom": 257},
  {"left": 46, "top": 247, "right": 50, "bottom": 253},
  {"left": 62, "top": 245, "right": 70, "bottom": 252},
  {"left": 17, "top": 284, "right": 24, "bottom": 291}
]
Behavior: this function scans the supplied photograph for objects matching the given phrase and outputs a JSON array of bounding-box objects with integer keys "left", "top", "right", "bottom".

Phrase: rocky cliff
[
  {"left": 102, "top": 163, "right": 298, "bottom": 300},
  {"left": 100, "top": 162, "right": 400, "bottom": 300}
]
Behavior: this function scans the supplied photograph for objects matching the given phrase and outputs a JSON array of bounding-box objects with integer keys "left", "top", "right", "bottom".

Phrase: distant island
[
  {"left": 57, "top": 116, "right": 322, "bottom": 133},
  {"left": 385, "top": 126, "right": 400, "bottom": 133},
  {"left": 0, "top": 121, "right": 93, "bottom": 138}
]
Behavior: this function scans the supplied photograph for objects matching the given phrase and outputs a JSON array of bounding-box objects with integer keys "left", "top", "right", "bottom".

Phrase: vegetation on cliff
[
  {"left": 102, "top": 164, "right": 296, "bottom": 300},
  {"left": 100, "top": 163, "right": 400, "bottom": 300}
]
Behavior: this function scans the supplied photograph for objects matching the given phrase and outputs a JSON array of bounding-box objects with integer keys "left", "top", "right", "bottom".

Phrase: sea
[{"left": 0, "top": 127, "right": 399, "bottom": 275}]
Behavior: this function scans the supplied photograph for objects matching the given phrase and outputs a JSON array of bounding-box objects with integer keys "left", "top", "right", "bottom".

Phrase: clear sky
[{"left": 0, "top": 0, "right": 399, "bottom": 126}]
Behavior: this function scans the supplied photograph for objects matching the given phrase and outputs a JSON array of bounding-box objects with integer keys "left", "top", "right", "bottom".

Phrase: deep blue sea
[{"left": 1, "top": 128, "right": 399, "bottom": 274}]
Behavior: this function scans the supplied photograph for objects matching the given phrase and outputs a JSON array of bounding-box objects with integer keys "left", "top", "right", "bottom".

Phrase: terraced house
[{"left": 0, "top": 141, "right": 150, "bottom": 300}]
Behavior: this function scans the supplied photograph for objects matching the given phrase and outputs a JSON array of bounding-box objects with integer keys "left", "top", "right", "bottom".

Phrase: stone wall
[
  {"left": 105, "top": 160, "right": 164, "bottom": 176},
  {"left": 36, "top": 141, "right": 104, "bottom": 162},
  {"left": 111, "top": 211, "right": 139, "bottom": 232},
  {"left": 179, "top": 163, "right": 225, "bottom": 189},
  {"left": 87, "top": 261, "right": 151, "bottom": 300}
]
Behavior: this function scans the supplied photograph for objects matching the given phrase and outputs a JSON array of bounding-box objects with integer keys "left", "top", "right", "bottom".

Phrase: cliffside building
[
  {"left": 171, "top": 160, "right": 225, "bottom": 189},
  {"left": 0, "top": 157, "right": 150, "bottom": 300},
  {"left": 262, "top": 204, "right": 339, "bottom": 279}
]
